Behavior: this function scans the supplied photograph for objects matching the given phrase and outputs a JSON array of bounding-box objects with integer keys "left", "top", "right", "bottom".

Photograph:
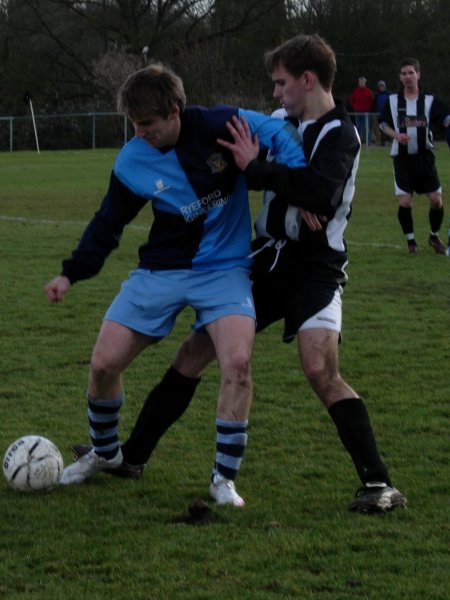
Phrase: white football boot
[
  {"left": 60, "top": 448, "right": 123, "bottom": 485},
  {"left": 209, "top": 473, "right": 245, "bottom": 507}
]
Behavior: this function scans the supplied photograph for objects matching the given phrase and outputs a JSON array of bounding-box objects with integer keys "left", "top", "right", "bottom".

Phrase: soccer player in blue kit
[{"left": 44, "top": 62, "right": 304, "bottom": 505}]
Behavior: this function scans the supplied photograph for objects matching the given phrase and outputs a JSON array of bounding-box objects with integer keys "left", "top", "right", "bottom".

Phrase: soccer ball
[{"left": 3, "top": 435, "right": 64, "bottom": 492}]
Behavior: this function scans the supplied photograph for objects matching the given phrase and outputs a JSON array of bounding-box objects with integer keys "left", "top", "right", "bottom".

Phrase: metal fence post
[{"left": 91, "top": 113, "right": 96, "bottom": 149}]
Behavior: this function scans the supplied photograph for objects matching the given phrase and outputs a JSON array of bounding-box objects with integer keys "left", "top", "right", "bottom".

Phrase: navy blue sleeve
[{"left": 61, "top": 171, "right": 147, "bottom": 284}]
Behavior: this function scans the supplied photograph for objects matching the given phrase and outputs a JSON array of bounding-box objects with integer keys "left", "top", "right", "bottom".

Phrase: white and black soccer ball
[{"left": 3, "top": 435, "right": 64, "bottom": 492}]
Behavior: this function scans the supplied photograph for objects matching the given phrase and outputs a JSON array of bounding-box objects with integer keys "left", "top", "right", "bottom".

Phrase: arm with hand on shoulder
[{"left": 218, "top": 115, "right": 326, "bottom": 231}]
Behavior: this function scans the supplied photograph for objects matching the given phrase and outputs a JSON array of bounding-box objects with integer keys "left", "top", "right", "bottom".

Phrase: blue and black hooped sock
[
  {"left": 212, "top": 418, "right": 248, "bottom": 482},
  {"left": 87, "top": 393, "right": 123, "bottom": 460}
]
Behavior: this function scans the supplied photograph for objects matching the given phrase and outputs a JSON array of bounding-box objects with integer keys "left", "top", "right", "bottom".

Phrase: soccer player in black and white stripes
[
  {"left": 380, "top": 57, "right": 450, "bottom": 255},
  {"left": 73, "top": 35, "right": 407, "bottom": 514}
]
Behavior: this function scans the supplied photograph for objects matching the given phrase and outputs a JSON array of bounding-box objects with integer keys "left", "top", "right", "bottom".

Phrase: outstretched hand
[
  {"left": 44, "top": 275, "right": 71, "bottom": 302},
  {"left": 217, "top": 116, "right": 259, "bottom": 171}
]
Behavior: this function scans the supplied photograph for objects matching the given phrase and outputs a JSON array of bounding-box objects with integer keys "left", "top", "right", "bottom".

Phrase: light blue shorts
[{"left": 104, "top": 267, "right": 255, "bottom": 338}]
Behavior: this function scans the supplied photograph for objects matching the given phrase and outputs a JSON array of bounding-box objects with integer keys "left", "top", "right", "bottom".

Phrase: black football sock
[
  {"left": 121, "top": 366, "right": 200, "bottom": 465},
  {"left": 397, "top": 205, "right": 414, "bottom": 237},
  {"left": 328, "top": 398, "right": 391, "bottom": 486},
  {"left": 429, "top": 206, "right": 443, "bottom": 235}
]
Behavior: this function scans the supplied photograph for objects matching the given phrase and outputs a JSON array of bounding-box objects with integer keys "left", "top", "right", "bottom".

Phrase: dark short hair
[
  {"left": 264, "top": 34, "right": 336, "bottom": 91},
  {"left": 117, "top": 62, "right": 186, "bottom": 120},
  {"left": 400, "top": 57, "right": 420, "bottom": 73}
]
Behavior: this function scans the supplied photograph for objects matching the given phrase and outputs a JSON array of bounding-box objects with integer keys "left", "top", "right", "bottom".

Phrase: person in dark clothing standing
[{"left": 373, "top": 80, "right": 390, "bottom": 145}]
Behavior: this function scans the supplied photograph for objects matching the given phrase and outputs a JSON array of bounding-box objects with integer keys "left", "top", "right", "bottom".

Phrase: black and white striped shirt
[
  {"left": 380, "top": 92, "right": 450, "bottom": 156},
  {"left": 245, "top": 102, "right": 360, "bottom": 280}
]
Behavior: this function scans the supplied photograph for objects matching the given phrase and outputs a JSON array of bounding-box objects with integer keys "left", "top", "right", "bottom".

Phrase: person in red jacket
[{"left": 349, "top": 76, "right": 374, "bottom": 144}]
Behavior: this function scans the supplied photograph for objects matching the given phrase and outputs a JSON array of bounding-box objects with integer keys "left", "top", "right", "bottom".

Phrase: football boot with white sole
[
  {"left": 60, "top": 448, "right": 123, "bottom": 485},
  {"left": 71, "top": 444, "right": 145, "bottom": 479},
  {"left": 209, "top": 473, "right": 245, "bottom": 507},
  {"left": 348, "top": 482, "right": 407, "bottom": 514}
]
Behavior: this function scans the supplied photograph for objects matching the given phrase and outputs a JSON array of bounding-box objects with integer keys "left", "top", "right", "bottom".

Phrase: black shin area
[
  {"left": 429, "top": 206, "right": 443, "bottom": 233},
  {"left": 397, "top": 205, "right": 413, "bottom": 236},
  {"left": 328, "top": 398, "right": 391, "bottom": 486},
  {"left": 122, "top": 366, "right": 200, "bottom": 465}
]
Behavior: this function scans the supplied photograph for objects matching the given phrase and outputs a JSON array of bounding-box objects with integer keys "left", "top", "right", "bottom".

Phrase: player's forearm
[
  {"left": 379, "top": 122, "right": 397, "bottom": 140},
  {"left": 61, "top": 216, "right": 121, "bottom": 284},
  {"left": 245, "top": 160, "right": 339, "bottom": 218}
]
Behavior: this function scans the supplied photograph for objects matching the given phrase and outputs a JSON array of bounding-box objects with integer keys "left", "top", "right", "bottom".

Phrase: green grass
[{"left": 0, "top": 146, "right": 449, "bottom": 599}]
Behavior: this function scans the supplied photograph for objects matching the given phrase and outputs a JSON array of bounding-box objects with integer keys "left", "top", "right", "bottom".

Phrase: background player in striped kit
[{"left": 380, "top": 57, "right": 450, "bottom": 255}]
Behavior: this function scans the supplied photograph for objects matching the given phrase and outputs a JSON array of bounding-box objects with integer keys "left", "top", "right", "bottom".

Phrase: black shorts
[
  {"left": 252, "top": 270, "right": 341, "bottom": 343},
  {"left": 393, "top": 151, "right": 441, "bottom": 195}
]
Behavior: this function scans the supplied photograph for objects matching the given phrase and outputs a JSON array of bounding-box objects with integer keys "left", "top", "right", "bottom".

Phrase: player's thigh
[
  {"left": 172, "top": 331, "right": 217, "bottom": 377},
  {"left": 206, "top": 315, "right": 255, "bottom": 371},
  {"left": 91, "top": 320, "right": 155, "bottom": 373},
  {"left": 297, "top": 327, "right": 340, "bottom": 378}
]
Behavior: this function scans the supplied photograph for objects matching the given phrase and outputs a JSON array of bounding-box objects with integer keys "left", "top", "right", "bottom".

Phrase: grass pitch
[{"left": 0, "top": 146, "right": 449, "bottom": 599}]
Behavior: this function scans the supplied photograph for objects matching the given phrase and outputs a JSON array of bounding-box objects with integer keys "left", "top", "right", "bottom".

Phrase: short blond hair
[{"left": 117, "top": 62, "right": 186, "bottom": 119}]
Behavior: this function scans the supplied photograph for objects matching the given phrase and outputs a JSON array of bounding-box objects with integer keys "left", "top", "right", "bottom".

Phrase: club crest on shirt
[
  {"left": 206, "top": 153, "right": 227, "bottom": 173},
  {"left": 154, "top": 179, "right": 170, "bottom": 195}
]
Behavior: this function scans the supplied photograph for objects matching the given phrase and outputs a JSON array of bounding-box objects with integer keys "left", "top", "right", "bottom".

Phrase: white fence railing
[
  {"left": 0, "top": 112, "right": 131, "bottom": 152},
  {"left": 1, "top": 111, "right": 381, "bottom": 152}
]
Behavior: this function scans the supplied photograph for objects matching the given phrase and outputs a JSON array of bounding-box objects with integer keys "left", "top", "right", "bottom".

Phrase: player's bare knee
[
  {"left": 429, "top": 195, "right": 442, "bottom": 210},
  {"left": 302, "top": 360, "right": 337, "bottom": 392},
  {"left": 89, "top": 353, "right": 120, "bottom": 382},
  {"left": 173, "top": 335, "right": 215, "bottom": 377},
  {"left": 220, "top": 354, "right": 252, "bottom": 387}
]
